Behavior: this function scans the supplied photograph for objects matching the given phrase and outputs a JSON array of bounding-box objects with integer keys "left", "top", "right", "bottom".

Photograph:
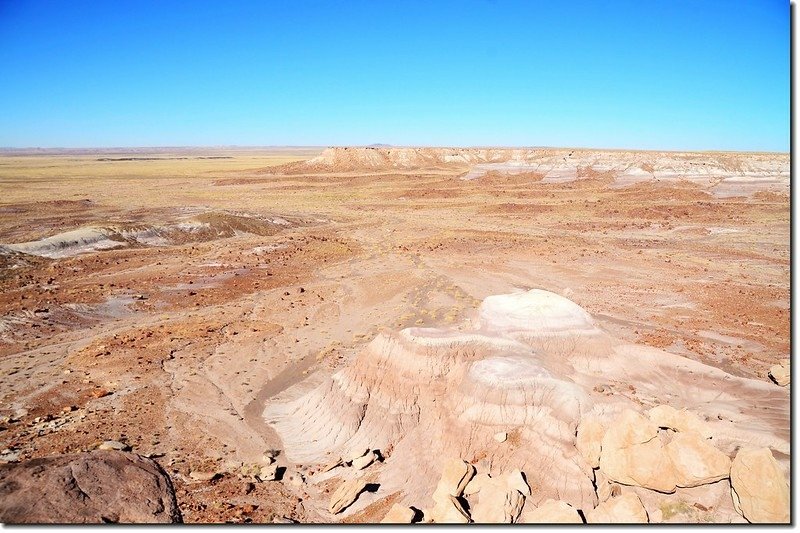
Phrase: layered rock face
[
  {"left": 264, "top": 289, "right": 789, "bottom": 522},
  {"left": 0, "top": 450, "right": 181, "bottom": 524},
  {"left": 272, "top": 147, "right": 789, "bottom": 198}
]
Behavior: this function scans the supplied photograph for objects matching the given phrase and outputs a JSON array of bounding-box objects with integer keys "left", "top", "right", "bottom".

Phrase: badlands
[{"left": 0, "top": 146, "right": 790, "bottom": 523}]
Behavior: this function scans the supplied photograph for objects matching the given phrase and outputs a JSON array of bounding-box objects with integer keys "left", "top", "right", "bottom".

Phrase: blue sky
[{"left": 0, "top": 0, "right": 789, "bottom": 151}]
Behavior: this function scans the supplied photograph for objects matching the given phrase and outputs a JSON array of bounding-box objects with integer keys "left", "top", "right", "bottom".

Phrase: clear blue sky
[{"left": 0, "top": 0, "right": 789, "bottom": 151}]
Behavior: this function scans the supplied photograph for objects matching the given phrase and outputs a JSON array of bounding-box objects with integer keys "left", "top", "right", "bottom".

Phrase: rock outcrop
[
  {"left": 647, "top": 405, "right": 713, "bottom": 439},
  {"left": 730, "top": 448, "right": 790, "bottom": 523},
  {"left": 586, "top": 493, "right": 649, "bottom": 523},
  {"left": 576, "top": 416, "right": 605, "bottom": 469},
  {"left": 665, "top": 433, "right": 731, "bottom": 488},
  {"left": 380, "top": 504, "right": 416, "bottom": 523},
  {"left": 522, "top": 499, "right": 583, "bottom": 523},
  {"left": 0, "top": 450, "right": 181, "bottom": 524},
  {"left": 328, "top": 478, "right": 368, "bottom": 515},
  {"left": 598, "top": 408, "right": 731, "bottom": 493},
  {"left": 598, "top": 409, "right": 678, "bottom": 493},
  {"left": 428, "top": 495, "right": 471, "bottom": 524},
  {"left": 431, "top": 459, "right": 475, "bottom": 503},
  {"left": 263, "top": 288, "right": 789, "bottom": 520},
  {"left": 270, "top": 147, "right": 789, "bottom": 198},
  {"left": 467, "top": 470, "right": 530, "bottom": 524},
  {"left": 768, "top": 360, "right": 790, "bottom": 387}
]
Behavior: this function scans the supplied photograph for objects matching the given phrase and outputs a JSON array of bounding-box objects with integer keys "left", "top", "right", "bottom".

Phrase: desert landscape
[{"left": 0, "top": 146, "right": 789, "bottom": 523}]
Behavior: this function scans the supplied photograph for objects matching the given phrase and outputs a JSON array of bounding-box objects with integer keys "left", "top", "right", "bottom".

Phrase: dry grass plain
[{"left": 0, "top": 147, "right": 789, "bottom": 523}]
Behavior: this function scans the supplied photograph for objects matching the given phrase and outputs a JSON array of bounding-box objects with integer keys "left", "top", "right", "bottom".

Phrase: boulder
[
  {"left": 768, "top": 361, "right": 790, "bottom": 387},
  {"left": 0, "top": 450, "right": 181, "bottom": 523},
  {"left": 602, "top": 409, "right": 659, "bottom": 450},
  {"left": 432, "top": 459, "right": 475, "bottom": 503},
  {"left": 586, "top": 493, "right": 649, "bottom": 523},
  {"left": 320, "top": 458, "right": 343, "bottom": 473},
  {"left": 522, "top": 499, "right": 583, "bottom": 523},
  {"left": 256, "top": 463, "right": 278, "bottom": 482},
  {"left": 429, "top": 495, "right": 470, "bottom": 523},
  {"left": 730, "top": 448, "right": 789, "bottom": 523},
  {"left": 599, "top": 410, "right": 677, "bottom": 493},
  {"left": 328, "top": 478, "right": 368, "bottom": 514},
  {"left": 593, "top": 469, "right": 618, "bottom": 502},
  {"left": 507, "top": 469, "right": 531, "bottom": 496},
  {"left": 98, "top": 440, "right": 130, "bottom": 452},
  {"left": 380, "top": 503, "right": 416, "bottom": 523},
  {"left": 188, "top": 471, "right": 219, "bottom": 482},
  {"left": 351, "top": 451, "right": 376, "bottom": 470},
  {"left": 463, "top": 472, "right": 491, "bottom": 496},
  {"left": 346, "top": 448, "right": 370, "bottom": 463},
  {"left": 471, "top": 483, "right": 524, "bottom": 523},
  {"left": 470, "top": 471, "right": 529, "bottom": 523},
  {"left": 666, "top": 433, "right": 731, "bottom": 488},
  {"left": 647, "top": 405, "right": 712, "bottom": 439},
  {"left": 576, "top": 416, "right": 605, "bottom": 469}
]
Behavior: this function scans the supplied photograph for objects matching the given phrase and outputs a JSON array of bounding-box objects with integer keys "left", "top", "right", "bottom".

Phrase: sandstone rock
[
  {"left": 494, "top": 431, "right": 507, "bottom": 443},
  {"left": 432, "top": 459, "right": 475, "bottom": 503},
  {"left": 648, "top": 405, "right": 712, "bottom": 439},
  {"left": 380, "top": 503, "right": 416, "bottom": 523},
  {"left": 463, "top": 472, "right": 491, "bottom": 496},
  {"left": 507, "top": 469, "right": 531, "bottom": 496},
  {"left": 768, "top": 362, "right": 789, "bottom": 387},
  {"left": 328, "top": 478, "right": 367, "bottom": 514},
  {"left": 321, "top": 458, "right": 343, "bottom": 473},
  {"left": 593, "top": 469, "right": 619, "bottom": 502},
  {"left": 522, "top": 499, "right": 583, "bottom": 523},
  {"left": 256, "top": 463, "right": 278, "bottom": 482},
  {"left": 346, "top": 448, "right": 370, "bottom": 463},
  {"left": 666, "top": 433, "right": 731, "bottom": 488},
  {"left": 599, "top": 409, "right": 677, "bottom": 493},
  {"left": 586, "top": 493, "right": 649, "bottom": 523},
  {"left": 730, "top": 448, "right": 789, "bottom": 523},
  {"left": 603, "top": 409, "right": 658, "bottom": 449},
  {"left": 265, "top": 288, "right": 789, "bottom": 516},
  {"left": 98, "top": 440, "right": 130, "bottom": 452},
  {"left": 189, "top": 471, "right": 219, "bottom": 482},
  {"left": 284, "top": 471, "right": 305, "bottom": 488},
  {"left": 471, "top": 485, "right": 524, "bottom": 523},
  {"left": 470, "top": 471, "right": 529, "bottom": 523},
  {"left": 351, "top": 451, "right": 376, "bottom": 470},
  {"left": 0, "top": 450, "right": 181, "bottom": 523},
  {"left": 576, "top": 416, "right": 605, "bottom": 469},
  {"left": 429, "top": 495, "right": 470, "bottom": 524},
  {"left": 0, "top": 450, "right": 20, "bottom": 463},
  {"left": 602, "top": 408, "right": 731, "bottom": 493}
]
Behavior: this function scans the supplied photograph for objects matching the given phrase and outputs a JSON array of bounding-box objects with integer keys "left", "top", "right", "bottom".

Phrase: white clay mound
[
  {"left": 263, "top": 288, "right": 789, "bottom": 519},
  {"left": 477, "top": 289, "right": 598, "bottom": 336},
  {"left": 5, "top": 227, "right": 127, "bottom": 258}
]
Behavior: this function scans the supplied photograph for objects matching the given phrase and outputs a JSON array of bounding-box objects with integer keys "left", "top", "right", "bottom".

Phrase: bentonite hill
[{"left": 0, "top": 146, "right": 789, "bottom": 523}]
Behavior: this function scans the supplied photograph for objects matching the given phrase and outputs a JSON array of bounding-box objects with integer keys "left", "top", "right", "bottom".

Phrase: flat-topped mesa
[
  {"left": 267, "top": 147, "right": 788, "bottom": 197},
  {"left": 268, "top": 146, "right": 787, "bottom": 184},
  {"left": 271, "top": 147, "right": 538, "bottom": 173},
  {"left": 263, "top": 288, "right": 789, "bottom": 516}
]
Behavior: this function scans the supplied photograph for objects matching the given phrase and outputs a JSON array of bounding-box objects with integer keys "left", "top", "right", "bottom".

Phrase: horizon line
[{"left": 0, "top": 144, "right": 789, "bottom": 155}]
